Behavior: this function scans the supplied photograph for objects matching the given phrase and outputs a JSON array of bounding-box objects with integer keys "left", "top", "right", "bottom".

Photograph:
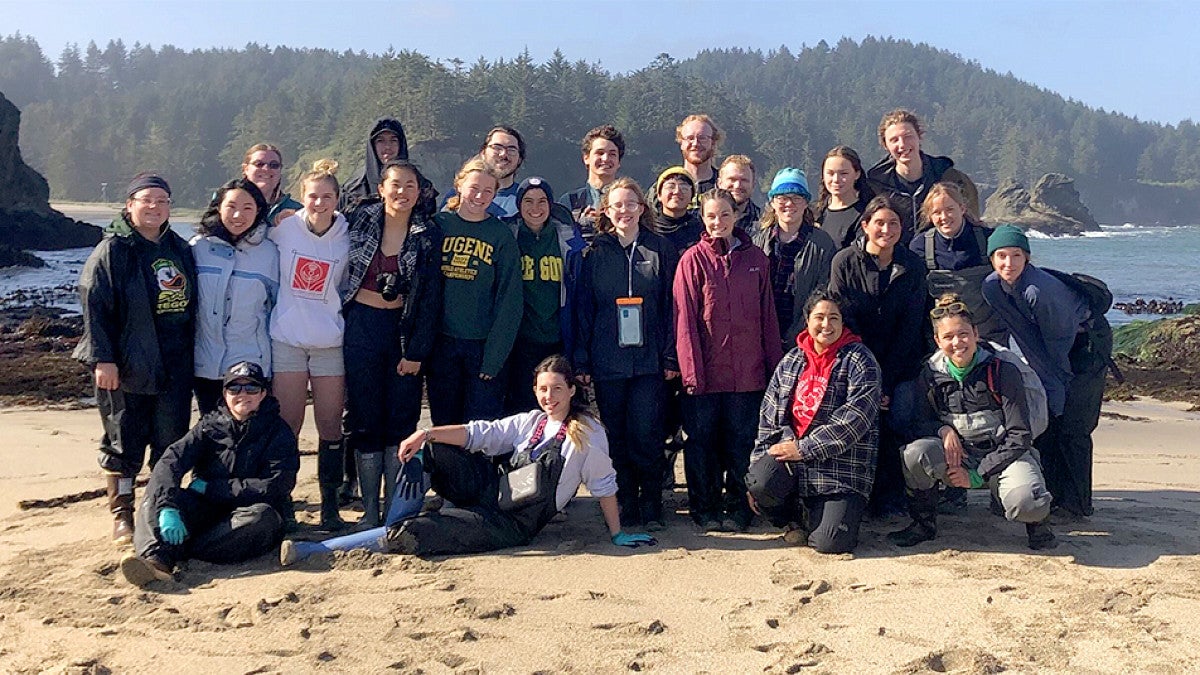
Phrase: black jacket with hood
[
  {"left": 145, "top": 396, "right": 299, "bottom": 523},
  {"left": 72, "top": 215, "right": 197, "bottom": 395},
  {"left": 865, "top": 152, "right": 980, "bottom": 247},
  {"left": 828, "top": 240, "right": 929, "bottom": 394},
  {"left": 340, "top": 118, "right": 426, "bottom": 214}
]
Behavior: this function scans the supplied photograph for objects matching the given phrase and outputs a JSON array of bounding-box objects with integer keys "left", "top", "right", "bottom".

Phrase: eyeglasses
[
  {"left": 224, "top": 383, "right": 264, "bottom": 395},
  {"left": 772, "top": 194, "right": 807, "bottom": 206},
  {"left": 486, "top": 143, "right": 520, "bottom": 156},
  {"left": 605, "top": 201, "right": 642, "bottom": 213},
  {"left": 132, "top": 197, "right": 171, "bottom": 207},
  {"left": 249, "top": 160, "right": 282, "bottom": 170},
  {"left": 929, "top": 301, "right": 970, "bottom": 319},
  {"left": 682, "top": 135, "right": 713, "bottom": 144}
]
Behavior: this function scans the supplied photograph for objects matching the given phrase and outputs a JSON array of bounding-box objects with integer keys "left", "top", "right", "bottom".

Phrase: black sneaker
[
  {"left": 887, "top": 522, "right": 936, "bottom": 548},
  {"left": 1026, "top": 522, "right": 1058, "bottom": 550}
]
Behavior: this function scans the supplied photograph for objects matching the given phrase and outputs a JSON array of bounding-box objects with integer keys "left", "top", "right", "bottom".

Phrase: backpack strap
[
  {"left": 985, "top": 359, "right": 1002, "bottom": 407},
  {"left": 924, "top": 230, "right": 936, "bottom": 268},
  {"left": 973, "top": 225, "right": 988, "bottom": 261}
]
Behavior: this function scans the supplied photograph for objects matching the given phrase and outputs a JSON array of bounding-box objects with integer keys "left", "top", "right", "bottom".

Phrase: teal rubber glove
[
  {"left": 188, "top": 478, "right": 207, "bottom": 494},
  {"left": 611, "top": 531, "right": 657, "bottom": 548},
  {"left": 967, "top": 469, "right": 985, "bottom": 489},
  {"left": 158, "top": 507, "right": 188, "bottom": 545}
]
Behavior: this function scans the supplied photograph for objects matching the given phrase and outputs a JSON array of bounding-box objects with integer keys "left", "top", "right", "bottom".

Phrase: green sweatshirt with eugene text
[{"left": 434, "top": 212, "right": 523, "bottom": 376}]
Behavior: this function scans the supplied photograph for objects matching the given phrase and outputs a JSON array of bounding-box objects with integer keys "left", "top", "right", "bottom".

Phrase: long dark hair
[
  {"left": 813, "top": 145, "right": 870, "bottom": 215},
  {"left": 533, "top": 355, "right": 597, "bottom": 449},
  {"left": 378, "top": 159, "right": 438, "bottom": 219},
  {"left": 197, "top": 178, "right": 268, "bottom": 242}
]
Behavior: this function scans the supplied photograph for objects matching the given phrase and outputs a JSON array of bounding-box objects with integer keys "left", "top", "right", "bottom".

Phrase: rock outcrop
[
  {"left": 0, "top": 92, "right": 100, "bottom": 267},
  {"left": 983, "top": 173, "right": 1101, "bottom": 236}
]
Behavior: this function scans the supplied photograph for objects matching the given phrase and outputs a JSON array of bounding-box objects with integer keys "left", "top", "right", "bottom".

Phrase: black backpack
[{"left": 1043, "top": 268, "right": 1124, "bottom": 382}]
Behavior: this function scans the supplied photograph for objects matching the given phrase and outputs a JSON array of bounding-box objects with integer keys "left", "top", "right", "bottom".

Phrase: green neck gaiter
[{"left": 946, "top": 348, "right": 983, "bottom": 383}]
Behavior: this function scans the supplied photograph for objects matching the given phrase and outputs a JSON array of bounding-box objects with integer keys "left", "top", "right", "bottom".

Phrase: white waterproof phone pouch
[{"left": 617, "top": 296, "right": 644, "bottom": 347}]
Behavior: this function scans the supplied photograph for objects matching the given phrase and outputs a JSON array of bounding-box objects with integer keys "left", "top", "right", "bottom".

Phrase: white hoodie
[{"left": 268, "top": 209, "right": 350, "bottom": 349}]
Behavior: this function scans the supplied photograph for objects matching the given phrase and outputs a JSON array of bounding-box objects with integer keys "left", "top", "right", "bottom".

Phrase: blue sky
[{"left": 5, "top": 0, "right": 1197, "bottom": 125}]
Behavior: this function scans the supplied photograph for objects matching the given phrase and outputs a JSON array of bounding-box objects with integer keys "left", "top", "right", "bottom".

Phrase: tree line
[{"left": 2, "top": 33, "right": 1198, "bottom": 210}]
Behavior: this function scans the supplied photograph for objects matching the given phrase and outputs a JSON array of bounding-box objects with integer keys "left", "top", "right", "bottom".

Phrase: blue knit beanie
[
  {"left": 986, "top": 224, "right": 1031, "bottom": 256},
  {"left": 767, "top": 167, "right": 811, "bottom": 201}
]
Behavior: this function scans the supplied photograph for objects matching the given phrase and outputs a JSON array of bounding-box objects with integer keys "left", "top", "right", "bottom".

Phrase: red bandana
[{"left": 790, "top": 328, "right": 862, "bottom": 438}]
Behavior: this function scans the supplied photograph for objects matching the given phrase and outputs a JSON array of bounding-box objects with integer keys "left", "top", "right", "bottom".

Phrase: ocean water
[{"left": 2, "top": 220, "right": 1197, "bottom": 325}]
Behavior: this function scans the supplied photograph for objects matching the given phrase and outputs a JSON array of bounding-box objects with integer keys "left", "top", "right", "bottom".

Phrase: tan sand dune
[{"left": 1, "top": 398, "right": 1197, "bottom": 673}]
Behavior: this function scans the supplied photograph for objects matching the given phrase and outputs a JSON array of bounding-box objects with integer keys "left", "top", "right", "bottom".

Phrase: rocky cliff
[
  {"left": 983, "top": 173, "right": 1101, "bottom": 236},
  {"left": 0, "top": 92, "right": 100, "bottom": 267}
]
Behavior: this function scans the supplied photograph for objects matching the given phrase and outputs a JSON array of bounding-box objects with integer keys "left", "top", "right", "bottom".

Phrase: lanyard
[{"left": 625, "top": 235, "right": 639, "bottom": 297}]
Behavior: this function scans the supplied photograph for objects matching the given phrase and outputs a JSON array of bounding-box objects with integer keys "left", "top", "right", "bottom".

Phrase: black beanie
[{"left": 126, "top": 172, "right": 172, "bottom": 198}]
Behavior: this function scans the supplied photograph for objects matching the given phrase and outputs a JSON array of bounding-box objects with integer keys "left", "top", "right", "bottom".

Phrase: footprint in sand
[{"left": 899, "top": 647, "right": 1004, "bottom": 674}]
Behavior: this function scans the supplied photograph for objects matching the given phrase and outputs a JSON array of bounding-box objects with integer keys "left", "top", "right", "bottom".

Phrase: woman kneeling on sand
[
  {"left": 745, "top": 290, "right": 881, "bottom": 554},
  {"left": 121, "top": 362, "right": 300, "bottom": 586},
  {"left": 281, "top": 356, "right": 655, "bottom": 564}
]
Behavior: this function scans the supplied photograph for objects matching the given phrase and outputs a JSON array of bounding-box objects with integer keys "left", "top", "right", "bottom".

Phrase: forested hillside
[{"left": 2, "top": 33, "right": 1197, "bottom": 219}]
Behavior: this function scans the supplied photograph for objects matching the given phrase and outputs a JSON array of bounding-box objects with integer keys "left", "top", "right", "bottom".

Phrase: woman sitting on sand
[
  {"left": 280, "top": 356, "right": 655, "bottom": 563},
  {"left": 745, "top": 290, "right": 881, "bottom": 554},
  {"left": 888, "top": 293, "right": 1057, "bottom": 550},
  {"left": 121, "top": 361, "right": 299, "bottom": 587}
]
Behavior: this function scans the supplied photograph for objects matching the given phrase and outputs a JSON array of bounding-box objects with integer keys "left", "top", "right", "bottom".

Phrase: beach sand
[{"left": 1, "top": 398, "right": 1197, "bottom": 673}]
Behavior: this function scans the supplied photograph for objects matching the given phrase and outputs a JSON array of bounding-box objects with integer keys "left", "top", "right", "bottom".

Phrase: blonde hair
[
  {"left": 719, "top": 154, "right": 755, "bottom": 176},
  {"left": 675, "top": 113, "right": 724, "bottom": 149},
  {"left": 445, "top": 157, "right": 499, "bottom": 211},
  {"left": 919, "top": 181, "right": 968, "bottom": 226},
  {"left": 300, "top": 158, "right": 340, "bottom": 196},
  {"left": 595, "top": 177, "right": 656, "bottom": 235}
]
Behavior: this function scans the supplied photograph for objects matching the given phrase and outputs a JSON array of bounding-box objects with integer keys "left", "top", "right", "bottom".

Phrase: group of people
[{"left": 72, "top": 108, "right": 1110, "bottom": 587}]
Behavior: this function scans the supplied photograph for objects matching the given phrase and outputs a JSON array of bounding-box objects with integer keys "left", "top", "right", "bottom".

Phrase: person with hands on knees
[
  {"left": 280, "top": 356, "right": 652, "bottom": 562},
  {"left": 889, "top": 293, "right": 1057, "bottom": 550},
  {"left": 120, "top": 361, "right": 299, "bottom": 587},
  {"left": 745, "top": 290, "right": 882, "bottom": 554}
]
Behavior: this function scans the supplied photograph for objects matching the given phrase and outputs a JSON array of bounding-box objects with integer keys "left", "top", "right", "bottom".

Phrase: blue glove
[
  {"left": 158, "top": 507, "right": 188, "bottom": 545},
  {"left": 188, "top": 478, "right": 207, "bottom": 495},
  {"left": 611, "top": 531, "right": 657, "bottom": 548}
]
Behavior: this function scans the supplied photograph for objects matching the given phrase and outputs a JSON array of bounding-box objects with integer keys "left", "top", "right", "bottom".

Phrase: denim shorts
[{"left": 271, "top": 340, "right": 344, "bottom": 377}]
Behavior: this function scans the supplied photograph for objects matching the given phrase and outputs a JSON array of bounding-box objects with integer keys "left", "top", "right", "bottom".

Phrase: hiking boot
[
  {"left": 782, "top": 524, "right": 809, "bottom": 546},
  {"left": 106, "top": 473, "right": 135, "bottom": 545},
  {"left": 1026, "top": 521, "right": 1058, "bottom": 550},
  {"left": 888, "top": 488, "right": 938, "bottom": 547},
  {"left": 120, "top": 553, "right": 173, "bottom": 587}
]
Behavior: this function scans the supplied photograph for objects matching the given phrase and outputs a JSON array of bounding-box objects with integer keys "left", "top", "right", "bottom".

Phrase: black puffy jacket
[{"left": 145, "top": 396, "right": 299, "bottom": 522}]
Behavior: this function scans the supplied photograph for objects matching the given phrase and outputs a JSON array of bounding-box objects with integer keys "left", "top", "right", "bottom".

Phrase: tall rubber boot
[
  {"left": 382, "top": 445, "right": 401, "bottom": 523},
  {"left": 106, "top": 472, "right": 135, "bottom": 545},
  {"left": 887, "top": 488, "right": 938, "bottom": 547},
  {"left": 357, "top": 451, "right": 384, "bottom": 528},
  {"left": 337, "top": 439, "right": 359, "bottom": 505},
  {"left": 316, "top": 440, "right": 346, "bottom": 530},
  {"left": 280, "top": 460, "right": 425, "bottom": 566}
]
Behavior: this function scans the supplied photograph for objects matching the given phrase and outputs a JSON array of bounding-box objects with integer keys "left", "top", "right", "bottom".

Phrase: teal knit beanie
[
  {"left": 986, "top": 224, "right": 1030, "bottom": 256},
  {"left": 767, "top": 167, "right": 811, "bottom": 201}
]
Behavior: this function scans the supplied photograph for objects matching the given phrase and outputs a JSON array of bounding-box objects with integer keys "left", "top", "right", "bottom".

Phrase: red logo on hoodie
[{"left": 292, "top": 256, "right": 331, "bottom": 294}]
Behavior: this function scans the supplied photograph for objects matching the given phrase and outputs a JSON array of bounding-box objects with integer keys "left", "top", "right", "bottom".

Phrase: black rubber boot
[
  {"left": 887, "top": 488, "right": 938, "bottom": 547},
  {"left": 382, "top": 445, "right": 401, "bottom": 521},
  {"left": 317, "top": 440, "right": 347, "bottom": 530},
  {"left": 1026, "top": 521, "right": 1059, "bottom": 550},
  {"left": 106, "top": 472, "right": 135, "bottom": 545},
  {"left": 357, "top": 451, "right": 384, "bottom": 529},
  {"left": 338, "top": 440, "right": 359, "bottom": 506}
]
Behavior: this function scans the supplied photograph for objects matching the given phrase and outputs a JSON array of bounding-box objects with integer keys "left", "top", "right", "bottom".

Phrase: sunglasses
[
  {"left": 249, "top": 160, "right": 282, "bottom": 170},
  {"left": 224, "top": 383, "right": 264, "bottom": 395},
  {"left": 929, "top": 301, "right": 969, "bottom": 319}
]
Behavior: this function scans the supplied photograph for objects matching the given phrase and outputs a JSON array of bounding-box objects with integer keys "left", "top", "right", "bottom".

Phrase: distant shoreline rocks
[{"left": 984, "top": 173, "right": 1101, "bottom": 236}]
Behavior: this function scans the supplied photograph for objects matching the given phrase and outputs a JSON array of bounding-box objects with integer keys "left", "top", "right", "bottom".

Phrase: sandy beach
[{"left": 0, "top": 398, "right": 1197, "bottom": 673}]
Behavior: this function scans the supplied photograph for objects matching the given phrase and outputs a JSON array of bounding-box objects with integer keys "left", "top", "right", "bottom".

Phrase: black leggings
[{"left": 746, "top": 454, "right": 867, "bottom": 554}]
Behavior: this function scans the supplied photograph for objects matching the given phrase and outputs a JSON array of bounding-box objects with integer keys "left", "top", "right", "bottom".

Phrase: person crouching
[
  {"left": 888, "top": 294, "right": 1057, "bottom": 550},
  {"left": 120, "top": 361, "right": 300, "bottom": 586}
]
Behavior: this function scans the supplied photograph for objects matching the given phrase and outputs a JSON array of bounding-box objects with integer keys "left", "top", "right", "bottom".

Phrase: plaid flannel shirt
[{"left": 752, "top": 341, "right": 882, "bottom": 498}]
